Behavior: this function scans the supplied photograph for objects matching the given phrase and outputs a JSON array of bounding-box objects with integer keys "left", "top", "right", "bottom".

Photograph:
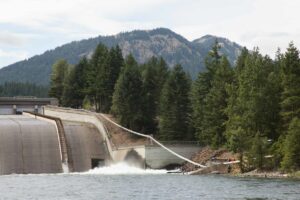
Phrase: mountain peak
[
  {"left": 0, "top": 28, "right": 243, "bottom": 85},
  {"left": 118, "top": 27, "right": 176, "bottom": 36}
]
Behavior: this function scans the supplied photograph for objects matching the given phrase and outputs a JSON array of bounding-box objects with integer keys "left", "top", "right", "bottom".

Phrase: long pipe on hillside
[{"left": 99, "top": 114, "right": 207, "bottom": 168}]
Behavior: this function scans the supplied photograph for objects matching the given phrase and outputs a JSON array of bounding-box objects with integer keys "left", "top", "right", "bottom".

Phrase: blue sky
[{"left": 0, "top": 0, "right": 299, "bottom": 68}]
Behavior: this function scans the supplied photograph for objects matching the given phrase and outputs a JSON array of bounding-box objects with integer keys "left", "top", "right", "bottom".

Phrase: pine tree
[
  {"left": 201, "top": 56, "right": 234, "bottom": 147},
  {"left": 49, "top": 59, "right": 70, "bottom": 104},
  {"left": 62, "top": 57, "right": 89, "bottom": 107},
  {"left": 192, "top": 40, "right": 222, "bottom": 145},
  {"left": 107, "top": 45, "right": 124, "bottom": 112},
  {"left": 235, "top": 47, "right": 249, "bottom": 73},
  {"left": 281, "top": 117, "right": 300, "bottom": 171},
  {"left": 88, "top": 44, "right": 110, "bottom": 112},
  {"left": 87, "top": 44, "right": 124, "bottom": 113},
  {"left": 249, "top": 132, "right": 268, "bottom": 170},
  {"left": 140, "top": 57, "right": 169, "bottom": 134},
  {"left": 280, "top": 42, "right": 300, "bottom": 130},
  {"left": 227, "top": 50, "right": 278, "bottom": 138},
  {"left": 191, "top": 71, "right": 211, "bottom": 144},
  {"left": 61, "top": 66, "right": 75, "bottom": 107},
  {"left": 111, "top": 54, "right": 144, "bottom": 131},
  {"left": 159, "top": 65, "right": 192, "bottom": 140},
  {"left": 225, "top": 49, "right": 281, "bottom": 170}
]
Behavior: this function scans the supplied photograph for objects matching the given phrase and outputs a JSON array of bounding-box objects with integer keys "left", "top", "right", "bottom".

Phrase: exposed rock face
[{"left": 0, "top": 28, "right": 243, "bottom": 85}]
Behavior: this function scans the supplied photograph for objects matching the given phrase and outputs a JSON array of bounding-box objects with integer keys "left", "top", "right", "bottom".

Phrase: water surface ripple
[{"left": 0, "top": 166, "right": 299, "bottom": 200}]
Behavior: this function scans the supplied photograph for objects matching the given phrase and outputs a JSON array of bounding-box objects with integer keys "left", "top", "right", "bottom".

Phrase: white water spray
[
  {"left": 82, "top": 162, "right": 168, "bottom": 175},
  {"left": 62, "top": 162, "right": 69, "bottom": 173}
]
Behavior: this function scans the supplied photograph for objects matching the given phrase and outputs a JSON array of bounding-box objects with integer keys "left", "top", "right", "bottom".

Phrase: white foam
[
  {"left": 62, "top": 162, "right": 69, "bottom": 173},
  {"left": 82, "top": 162, "right": 168, "bottom": 175}
]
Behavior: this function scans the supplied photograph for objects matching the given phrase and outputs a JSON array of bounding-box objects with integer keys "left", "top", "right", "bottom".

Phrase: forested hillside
[
  {"left": 0, "top": 82, "right": 48, "bottom": 97},
  {"left": 0, "top": 28, "right": 242, "bottom": 85},
  {"left": 49, "top": 42, "right": 300, "bottom": 173}
]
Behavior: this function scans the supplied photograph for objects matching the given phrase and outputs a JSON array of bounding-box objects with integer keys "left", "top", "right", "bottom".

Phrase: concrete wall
[
  {"left": 145, "top": 145, "right": 202, "bottom": 169},
  {"left": 112, "top": 146, "right": 146, "bottom": 168},
  {"left": 0, "top": 116, "right": 62, "bottom": 175},
  {"left": 24, "top": 111, "right": 109, "bottom": 172},
  {"left": 110, "top": 145, "right": 202, "bottom": 169},
  {"left": 44, "top": 107, "right": 114, "bottom": 161},
  {"left": 44, "top": 107, "right": 146, "bottom": 166},
  {"left": 63, "top": 121, "right": 107, "bottom": 172},
  {"left": 0, "top": 105, "right": 14, "bottom": 115},
  {"left": 0, "top": 105, "right": 43, "bottom": 115},
  {"left": 44, "top": 107, "right": 202, "bottom": 169}
]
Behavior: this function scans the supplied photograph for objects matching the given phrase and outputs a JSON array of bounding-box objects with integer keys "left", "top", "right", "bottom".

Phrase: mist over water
[{"left": 82, "top": 162, "right": 168, "bottom": 175}]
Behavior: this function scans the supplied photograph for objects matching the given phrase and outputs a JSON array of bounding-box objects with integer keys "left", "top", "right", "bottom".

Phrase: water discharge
[
  {"left": 62, "top": 162, "right": 69, "bottom": 173},
  {"left": 82, "top": 162, "right": 168, "bottom": 175}
]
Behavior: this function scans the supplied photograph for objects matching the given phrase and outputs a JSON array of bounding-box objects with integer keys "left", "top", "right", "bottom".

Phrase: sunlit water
[{"left": 0, "top": 163, "right": 299, "bottom": 200}]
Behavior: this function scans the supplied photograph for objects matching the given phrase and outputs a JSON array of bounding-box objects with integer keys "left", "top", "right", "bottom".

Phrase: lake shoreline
[
  {"left": 187, "top": 165, "right": 300, "bottom": 180},
  {"left": 231, "top": 170, "right": 300, "bottom": 180}
]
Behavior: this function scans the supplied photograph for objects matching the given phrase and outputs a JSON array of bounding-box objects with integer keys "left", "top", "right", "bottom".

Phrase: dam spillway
[
  {"left": 0, "top": 115, "right": 108, "bottom": 175},
  {"left": 63, "top": 121, "right": 107, "bottom": 172},
  {"left": 0, "top": 105, "right": 202, "bottom": 175},
  {"left": 0, "top": 115, "right": 62, "bottom": 174}
]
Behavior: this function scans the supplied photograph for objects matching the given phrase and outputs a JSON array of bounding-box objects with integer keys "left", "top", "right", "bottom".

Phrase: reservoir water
[{"left": 0, "top": 163, "right": 299, "bottom": 200}]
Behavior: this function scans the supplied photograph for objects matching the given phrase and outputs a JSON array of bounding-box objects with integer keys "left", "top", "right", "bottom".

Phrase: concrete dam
[
  {"left": 0, "top": 115, "right": 62, "bottom": 174},
  {"left": 0, "top": 114, "right": 108, "bottom": 175},
  {"left": 0, "top": 105, "right": 201, "bottom": 175}
]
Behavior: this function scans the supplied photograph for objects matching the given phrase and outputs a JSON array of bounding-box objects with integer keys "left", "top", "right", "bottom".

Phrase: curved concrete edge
[
  {"left": 63, "top": 121, "right": 107, "bottom": 172},
  {"left": 23, "top": 112, "right": 73, "bottom": 172},
  {"left": 0, "top": 115, "right": 63, "bottom": 174},
  {"left": 43, "top": 106, "right": 115, "bottom": 163},
  {"left": 23, "top": 112, "right": 63, "bottom": 162},
  {"left": 43, "top": 107, "right": 203, "bottom": 169}
]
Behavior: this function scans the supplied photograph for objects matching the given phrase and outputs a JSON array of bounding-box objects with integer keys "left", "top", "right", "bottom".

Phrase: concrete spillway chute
[{"left": 0, "top": 115, "right": 62, "bottom": 174}]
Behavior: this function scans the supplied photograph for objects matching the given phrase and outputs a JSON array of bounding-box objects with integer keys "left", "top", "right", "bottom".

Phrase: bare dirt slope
[
  {"left": 182, "top": 146, "right": 239, "bottom": 173},
  {"left": 101, "top": 114, "right": 149, "bottom": 148}
]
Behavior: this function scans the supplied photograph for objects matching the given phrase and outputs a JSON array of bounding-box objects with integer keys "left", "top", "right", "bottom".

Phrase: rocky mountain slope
[{"left": 0, "top": 28, "right": 243, "bottom": 85}]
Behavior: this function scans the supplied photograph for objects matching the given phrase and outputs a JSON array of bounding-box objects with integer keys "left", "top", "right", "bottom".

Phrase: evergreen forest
[
  {"left": 0, "top": 82, "right": 49, "bottom": 97},
  {"left": 48, "top": 42, "right": 300, "bottom": 172}
]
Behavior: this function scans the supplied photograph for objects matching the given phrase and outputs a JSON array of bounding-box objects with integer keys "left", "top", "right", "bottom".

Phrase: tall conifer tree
[
  {"left": 192, "top": 40, "right": 222, "bottom": 145},
  {"left": 141, "top": 57, "right": 169, "bottom": 134},
  {"left": 201, "top": 56, "right": 234, "bottom": 147},
  {"left": 281, "top": 117, "right": 300, "bottom": 171},
  {"left": 280, "top": 42, "right": 300, "bottom": 130},
  {"left": 62, "top": 57, "right": 89, "bottom": 107},
  {"left": 111, "top": 55, "right": 144, "bottom": 131},
  {"left": 159, "top": 65, "right": 192, "bottom": 140},
  {"left": 49, "top": 59, "right": 70, "bottom": 104}
]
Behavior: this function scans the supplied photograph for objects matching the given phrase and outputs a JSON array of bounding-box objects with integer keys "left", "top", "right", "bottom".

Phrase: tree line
[
  {"left": 0, "top": 82, "right": 49, "bottom": 97},
  {"left": 49, "top": 42, "right": 300, "bottom": 172}
]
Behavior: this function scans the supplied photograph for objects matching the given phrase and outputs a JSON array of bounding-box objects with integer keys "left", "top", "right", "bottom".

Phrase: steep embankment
[
  {"left": 101, "top": 114, "right": 148, "bottom": 147},
  {"left": 182, "top": 147, "right": 240, "bottom": 174}
]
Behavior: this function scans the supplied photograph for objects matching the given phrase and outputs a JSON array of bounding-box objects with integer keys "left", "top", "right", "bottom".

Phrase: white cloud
[
  {"left": 0, "top": 0, "right": 175, "bottom": 35},
  {"left": 0, "top": 0, "right": 299, "bottom": 66},
  {"left": 0, "top": 49, "right": 28, "bottom": 67},
  {"left": 0, "top": 32, "right": 26, "bottom": 46},
  {"left": 0, "top": 49, "right": 28, "bottom": 59}
]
